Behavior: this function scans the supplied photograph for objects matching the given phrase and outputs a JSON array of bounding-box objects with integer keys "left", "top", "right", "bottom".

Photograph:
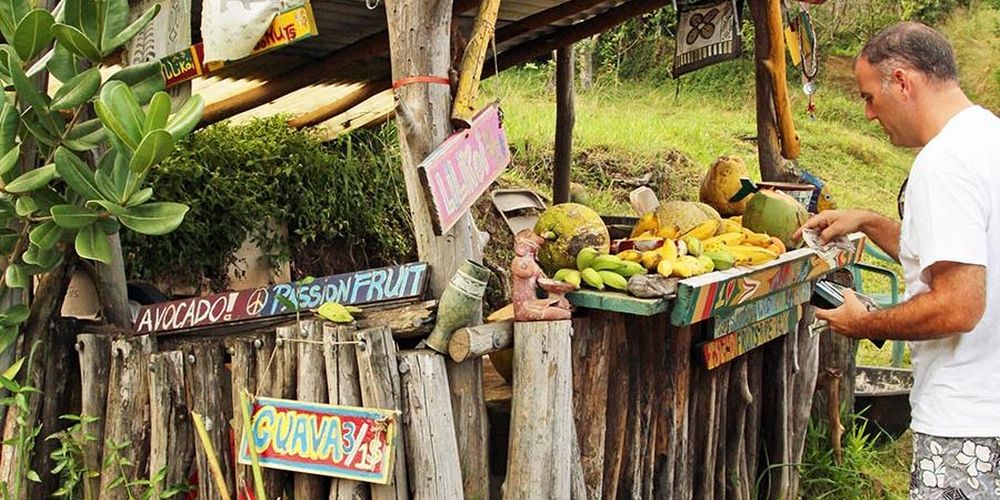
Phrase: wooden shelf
[{"left": 566, "top": 289, "right": 671, "bottom": 316}]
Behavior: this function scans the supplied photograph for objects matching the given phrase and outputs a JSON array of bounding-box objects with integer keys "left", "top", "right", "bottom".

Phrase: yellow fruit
[
  {"left": 598, "top": 270, "right": 628, "bottom": 291},
  {"left": 655, "top": 200, "right": 722, "bottom": 237},
  {"left": 577, "top": 247, "right": 600, "bottom": 270},
  {"left": 535, "top": 203, "right": 610, "bottom": 272},
  {"left": 640, "top": 250, "right": 663, "bottom": 270},
  {"left": 683, "top": 235, "right": 703, "bottom": 257},
  {"left": 702, "top": 232, "right": 747, "bottom": 251},
  {"left": 580, "top": 268, "right": 604, "bottom": 290},
  {"left": 553, "top": 268, "right": 582, "bottom": 288},
  {"left": 769, "top": 235, "right": 787, "bottom": 254},
  {"left": 741, "top": 230, "right": 773, "bottom": 247},
  {"left": 592, "top": 254, "right": 623, "bottom": 271},
  {"left": 729, "top": 215, "right": 743, "bottom": 224},
  {"left": 728, "top": 245, "right": 780, "bottom": 266},
  {"left": 656, "top": 224, "right": 681, "bottom": 239},
  {"left": 630, "top": 211, "right": 660, "bottom": 238},
  {"left": 316, "top": 302, "right": 355, "bottom": 323},
  {"left": 681, "top": 219, "right": 720, "bottom": 241},
  {"left": 697, "top": 255, "right": 715, "bottom": 273},
  {"left": 658, "top": 239, "right": 678, "bottom": 262},
  {"left": 671, "top": 255, "right": 704, "bottom": 278},
  {"left": 700, "top": 155, "right": 752, "bottom": 216},
  {"left": 616, "top": 249, "right": 643, "bottom": 263},
  {"left": 720, "top": 219, "right": 744, "bottom": 234},
  {"left": 704, "top": 250, "right": 736, "bottom": 270},
  {"left": 656, "top": 259, "right": 674, "bottom": 277}
]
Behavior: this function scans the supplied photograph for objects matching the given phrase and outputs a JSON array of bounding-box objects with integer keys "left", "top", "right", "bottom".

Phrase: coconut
[
  {"left": 742, "top": 189, "right": 810, "bottom": 249},
  {"left": 655, "top": 200, "right": 722, "bottom": 235},
  {"left": 700, "top": 155, "right": 751, "bottom": 216},
  {"left": 534, "top": 203, "right": 610, "bottom": 273}
]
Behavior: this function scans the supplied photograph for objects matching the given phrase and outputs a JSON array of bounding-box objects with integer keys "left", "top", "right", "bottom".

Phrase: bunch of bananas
[{"left": 552, "top": 247, "right": 647, "bottom": 291}]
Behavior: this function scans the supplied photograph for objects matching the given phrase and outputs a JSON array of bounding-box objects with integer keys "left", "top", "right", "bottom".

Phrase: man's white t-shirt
[{"left": 899, "top": 105, "right": 1000, "bottom": 437}]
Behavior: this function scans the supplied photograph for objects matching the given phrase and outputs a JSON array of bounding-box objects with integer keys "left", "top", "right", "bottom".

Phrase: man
[{"left": 796, "top": 22, "right": 1000, "bottom": 499}]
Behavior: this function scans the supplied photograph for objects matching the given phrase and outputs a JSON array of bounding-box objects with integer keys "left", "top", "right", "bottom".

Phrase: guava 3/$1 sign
[
  {"left": 133, "top": 262, "right": 429, "bottom": 334},
  {"left": 238, "top": 397, "right": 399, "bottom": 483},
  {"left": 419, "top": 102, "right": 511, "bottom": 234}
]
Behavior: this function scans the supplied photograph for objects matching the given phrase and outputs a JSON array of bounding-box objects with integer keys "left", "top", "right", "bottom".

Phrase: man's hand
[
  {"left": 794, "top": 209, "right": 870, "bottom": 245},
  {"left": 815, "top": 289, "right": 872, "bottom": 338}
]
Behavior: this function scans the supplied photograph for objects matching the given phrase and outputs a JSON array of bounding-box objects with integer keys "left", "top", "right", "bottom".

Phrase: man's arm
[
  {"left": 795, "top": 209, "right": 901, "bottom": 262},
  {"left": 816, "top": 261, "right": 986, "bottom": 340}
]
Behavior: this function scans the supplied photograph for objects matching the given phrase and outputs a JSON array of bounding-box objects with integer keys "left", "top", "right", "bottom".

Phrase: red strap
[{"left": 392, "top": 75, "right": 451, "bottom": 90}]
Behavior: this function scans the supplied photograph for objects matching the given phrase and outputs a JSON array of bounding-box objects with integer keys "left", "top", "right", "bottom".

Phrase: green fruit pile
[{"left": 551, "top": 247, "right": 647, "bottom": 292}]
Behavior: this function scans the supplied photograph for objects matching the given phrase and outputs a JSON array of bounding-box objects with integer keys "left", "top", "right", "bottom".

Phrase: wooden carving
[{"left": 512, "top": 229, "right": 574, "bottom": 321}]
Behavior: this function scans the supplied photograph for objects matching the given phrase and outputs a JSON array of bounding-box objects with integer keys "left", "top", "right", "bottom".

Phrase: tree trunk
[
  {"left": 93, "top": 234, "right": 132, "bottom": 328},
  {"left": 749, "top": 0, "right": 797, "bottom": 182},
  {"left": 553, "top": 44, "right": 575, "bottom": 204}
]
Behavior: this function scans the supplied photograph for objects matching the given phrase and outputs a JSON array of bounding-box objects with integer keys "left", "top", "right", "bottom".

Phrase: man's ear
[{"left": 893, "top": 68, "right": 911, "bottom": 98}]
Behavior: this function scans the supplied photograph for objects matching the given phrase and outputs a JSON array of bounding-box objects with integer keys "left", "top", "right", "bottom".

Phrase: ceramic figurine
[{"left": 511, "top": 229, "right": 574, "bottom": 321}]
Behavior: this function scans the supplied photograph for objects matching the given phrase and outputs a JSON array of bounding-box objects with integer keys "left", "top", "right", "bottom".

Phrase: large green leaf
[
  {"left": 22, "top": 243, "right": 63, "bottom": 269},
  {"left": 5, "top": 50, "right": 48, "bottom": 113},
  {"left": 64, "top": 0, "right": 97, "bottom": 40},
  {"left": 0, "top": 101, "right": 19, "bottom": 154},
  {"left": 104, "top": 4, "right": 159, "bottom": 55},
  {"left": 50, "top": 66, "right": 99, "bottom": 110},
  {"left": 13, "top": 9, "right": 55, "bottom": 61},
  {"left": 93, "top": 100, "right": 138, "bottom": 151},
  {"left": 104, "top": 81, "right": 144, "bottom": 144},
  {"left": 165, "top": 95, "right": 204, "bottom": 141},
  {"left": 89, "top": 199, "right": 125, "bottom": 215},
  {"left": 98, "top": 0, "right": 128, "bottom": 54},
  {"left": 0, "top": 0, "right": 31, "bottom": 41},
  {"left": 14, "top": 195, "right": 36, "bottom": 215},
  {"left": 0, "top": 304, "right": 29, "bottom": 327},
  {"left": 74, "top": 223, "right": 111, "bottom": 263},
  {"left": 4, "top": 163, "right": 55, "bottom": 193},
  {"left": 51, "top": 23, "right": 100, "bottom": 61},
  {"left": 144, "top": 91, "right": 170, "bottom": 133},
  {"left": 0, "top": 146, "right": 19, "bottom": 176},
  {"left": 25, "top": 46, "right": 54, "bottom": 77},
  {"left": 18, "top": 109, "right": 58, "bottom": 146},
  {"left": 108, "top": 60, "right": 164, "bottom": 104},
  {"left": 93, "top": 168, "right": 120, "bottom": 201},
  {"left": 28, "top": 220, "right": 62, "bottom": 249},
  {"left": 117, "top": 202, "right": 188, "bottom": 235},
  {"left": 5, "top": 263, "right": 27, "bottom": 288},
  {"left": 54, "top": 147, "right": 103, "bottom": 201},
  {"left": 96, "top": 216, "right": 119, "bottom": 234},
  {"left": 46, "top": 43, "right": 80, "bottom": 82},
  {"left": 125, "top": 187, "right": 151, "bottom": 207},
  {"left": 129, "top": 129, "right": 173, "bottom": 174},
  {"left": 51, "top": 204, "right": 99, "bottom": 228}
]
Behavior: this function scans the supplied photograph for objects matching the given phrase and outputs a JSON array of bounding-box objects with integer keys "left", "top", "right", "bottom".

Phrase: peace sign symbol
[{"left": 246, "top": 288, "right": 269, "bottom": 316}]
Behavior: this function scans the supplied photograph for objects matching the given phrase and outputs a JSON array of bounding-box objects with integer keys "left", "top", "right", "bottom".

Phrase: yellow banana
[
  {"left": 657, "top": 239, "right": 679, "bottom": 262},
  {"left": 640, "top": 250, "right": 663, "bottom": 270},
  {"left": 719, "top": 218, "right": 744, "bottom": 234},
  {"left": 681, "top": 219, "right": 720, "bottom": 241},
  {"left": 630, "top": 212, "right": 660, "bottom": 238},
  {"left": 656, "top": 224, "right": 681, "bottom": 239},
  {"left": 671, "top": 255, "right": 706, "bottom": 278},
  {"left": 616, "top": 249, "right": 643, "bottom": 263},
  {"left": 697, "top": 255, "right": 715, "bottom": 273},
  {"left": 702, "top": 232, "right": 747, "bottom": 252},
  {"left": 656, "top": 259, "right": 674, "bottom": 277},
  {"left": 728, "top": 245, "right": 779, "bottom": 266},
  {"left": 740, "top": 229, "right": 773, "bottom": 247}
]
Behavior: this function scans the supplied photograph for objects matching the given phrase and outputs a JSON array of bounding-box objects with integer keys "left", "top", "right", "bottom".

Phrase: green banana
[
  {"left": 617, "top": 261, "right": 646, "bottom": 278},
  {"left": 580, "top": 268, "right": 604, "bottom": 290},
  {"left": 704, "top": 250, "right": 735, "bottom": 271},
  {"left": 591, "top": 254, "right": 623, "bottom": 271},
  {"left": 577, "top": 247, "right": 600, "bottom": 270},
  {"left": 553, "top": 268, "right": 582, "bottom": 288},
  {"left": 598, "top": 270, "right": 628, "bottom": 291}
]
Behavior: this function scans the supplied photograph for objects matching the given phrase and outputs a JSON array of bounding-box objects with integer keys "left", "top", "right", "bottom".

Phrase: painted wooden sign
[
  {"left": 238, "top": 397, "right": 398, "bottom": 483},
  {"left": 419, "top": 103, "right": 511, "bottom": 235},
  {"left": 709, "top": 280, "right": 813, "bottom": 338},
  {"left": 701, "top": 307, "right": 799, "bottom": 370},
  {"left": 134, "top": 262, "right": 429, "bottom": 335},
  {"left": 161, "top": 2, "right": 318, "bottom": 87},
  {"left": 670, "top": 233, "right": 865, "bottom": 326}
]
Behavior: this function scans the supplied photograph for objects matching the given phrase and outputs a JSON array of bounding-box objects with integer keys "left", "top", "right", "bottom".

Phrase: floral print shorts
[{"left": 911, "top": 432, "right": 1000, "bottom": 499}]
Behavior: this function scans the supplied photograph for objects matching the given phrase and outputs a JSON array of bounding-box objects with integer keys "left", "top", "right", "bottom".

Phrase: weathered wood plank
[
  {"left": 226, "top": 337, "right": 256, "bottom": 497},
  {"left": 669, "top": 324, "right": 694, "bottom": 500},
  {"left": 76, "top": 333, "right": 112, "bottom": 499},
  {"left": 448, "top": 320, "right": 513, "bottom": 362},
  {"left": 295, "top": 320, "right": 330, "bottom": 499},
  {"left": 184, "top": 342, "right": 234, "bottom": 500},
  {"left": 602, "top": 313, "right": 629, "bottom": 499},
  {"left": 398, "top": 350, "right": 464, "bottom": 499},
  {"left": 709, "top": 280, "right": 812, "bottom": 338},
  {"left": 355, "top": 326, "right": 407, "bottom": 500},
  {"left": 504, "top": 320, "right": 573, "bottom": 500},
  {"left": 323, "top": 323, "right": 371, "bottom": 500},
  {"left": 567, "top": 289, "right": 671, "bottom": 316},
  {"left": 570, "top": 316, "right": 608, "bottom": 500},
  {"left": 149, "top": 351, "right": 195, "bottom": 496},
  {"left": 357, "top": 300, "right": 437, "bottom": 339},
  {"left": 100, "top": 335, "right": 155, "bottom": 499},
  {"left": 34, "top": 320, "right": 81, "bottom": 498},
  {"left": 700, "top": 307, "right": 799, "bottom": 370},
  {"left": 447, "top": 356, "right": 491, "bottom": 500},
  {"left": 254, "top": 332, "right": 290, "bottom": 498}
]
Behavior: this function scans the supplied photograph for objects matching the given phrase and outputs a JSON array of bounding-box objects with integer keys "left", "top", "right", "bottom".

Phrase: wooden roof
[{"left": 194, "top": 0, "right": 669, "bottom": 139}]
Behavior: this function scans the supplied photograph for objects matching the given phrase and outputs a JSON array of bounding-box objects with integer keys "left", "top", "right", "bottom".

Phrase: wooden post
[
  {"left": 748, "top": 0, "right": 798, "bottom": 181},
  {"left": 447, "top": 357, "right": 490, "bottom": 499},
  {"left": 323, "top": 323, "right": 370, "bottom": 500},
  {"left": 33, "top": 320, "right": 82, "bottom": 498},
  {"left": 355, "top": 326, "right": 408, "bottom": 500},
  {"left": 254, "top": 332, "right": 290, "bottom": 498},
  {"left": 448, "top": 320, "right": 513, "bottom": 362},
  {"left": 787, "top": 305, "right": 819, "bottom": 496},
  {"left": 226, "top": 337, "right": 256, "bottom": 496},
  {"left": 670, "top": 325, "right": 693, "bottom": 500},
  {"left": 451, "top": 0, "right": 502, "bottom": 127},
  {"left": 76, "top": 333, "right": 112, "bottom": 499},
  {"left": 184, "top": 343, "right": 234, "bottom": 500},
  {"left": 398, "top": 350, "right": 464, "bottom": 499},
  {"left": 504, "top": 320, "right": 574, "bottom": 500},
  {"left": 100, "top": 335, "right": 155, "bottom": 499},
  {"left": 570, "top": 316, "right": 608, "bottom": 500},
  {"left": 149, "top": 351, "right": 195, "bottom": 496},
  {"left": 295, "top": 320, "right": 330, "bottom": 499},
  {"left": 602, "top": 313, "right": 629, "bottom": 499},
  {"left": 553, "top": 44, "right": 575, "bottom": 204}
]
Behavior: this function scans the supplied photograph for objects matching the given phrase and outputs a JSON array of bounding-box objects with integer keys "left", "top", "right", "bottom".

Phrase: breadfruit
[
  {"left": 655, "top": 200, "right": 722, "bottom": 237},
  {"left": 534, "top": 203, "right": 610, "bottom": 273}
]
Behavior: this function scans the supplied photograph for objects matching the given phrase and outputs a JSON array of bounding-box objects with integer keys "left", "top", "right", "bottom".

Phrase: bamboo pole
[{"left": 451, "top": 0, "right": 502, "bottom": 127}]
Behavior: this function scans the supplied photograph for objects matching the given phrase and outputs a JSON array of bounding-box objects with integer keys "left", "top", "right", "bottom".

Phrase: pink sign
[{"left": 419, "top": 103, "right": 510, "bottom": 234}]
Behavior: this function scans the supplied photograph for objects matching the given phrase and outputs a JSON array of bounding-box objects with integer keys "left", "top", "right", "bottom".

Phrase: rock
[{"left": 627, "top": 274, "right": 680, "bottom": 298}]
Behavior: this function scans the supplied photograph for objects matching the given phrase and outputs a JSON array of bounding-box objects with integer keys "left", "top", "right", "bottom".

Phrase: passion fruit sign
[
  {"left": 133, "top": 262, "right": 428, "bottom": 335},
  {"left": 238, "top": 397, "right": 399, "bottom": 483}
]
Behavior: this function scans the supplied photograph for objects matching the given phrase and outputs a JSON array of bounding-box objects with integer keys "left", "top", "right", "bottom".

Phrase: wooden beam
[
  {"left": 451, "top": 0, "right": 502, "bottom": 127},
  {"left": 287, "top": 79, "right": 390, "bottom": 129},
  {"left": 448, "top": 320, "right": 513, "bottom": 362},
  {"left": 494, "top": 0, "right": 608, "bottom": 43},
  {"left": 553, "top": 44, "right": 575, "bottom": 204},
  {"left": 200, "top": 0, "right": 481, "bottom": 126}
]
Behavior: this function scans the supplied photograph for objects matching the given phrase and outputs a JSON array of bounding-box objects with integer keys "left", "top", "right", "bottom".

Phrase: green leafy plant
[
  {"left": 102, "top": 439, "right": 187, "bottom": 499},
  {"left": 47, "top": 414, "right": 99, "bottom": 498},
  {"left": 0, "top": 346, "right": 41, "bottom": 499}
]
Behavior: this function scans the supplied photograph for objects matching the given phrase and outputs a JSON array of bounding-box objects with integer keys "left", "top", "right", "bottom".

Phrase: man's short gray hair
[{"left": 859, "top": 22, "right": 958, "bottom": 84}]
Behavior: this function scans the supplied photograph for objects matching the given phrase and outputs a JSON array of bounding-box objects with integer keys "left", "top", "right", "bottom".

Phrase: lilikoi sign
[
  {"left": 133, "top": 262, "right": 429, "bottom": 335},
  {"left": 419, "top": 102, "right": 510, "bottom": 235},
  {"left": 238, "top": 397, "right": 399, "bottom": 483}
]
